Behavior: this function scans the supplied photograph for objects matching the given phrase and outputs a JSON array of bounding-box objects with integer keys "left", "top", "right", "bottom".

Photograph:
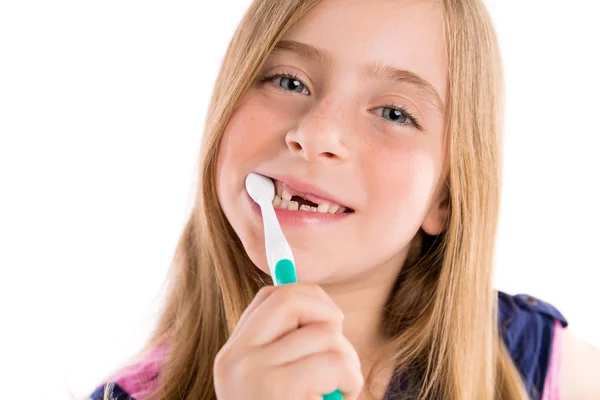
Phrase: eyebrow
[{"left": 271, "top": 39, "right": 444, "bottom": 113}]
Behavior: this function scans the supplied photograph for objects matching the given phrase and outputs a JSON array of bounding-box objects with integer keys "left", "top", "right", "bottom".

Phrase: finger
[
  {"left": 229, "top": 285, "right": 277, "bottom": 342},
  {"left": 269, "top": 351, "right": 364, "bottom": 400},
  {"left": 293, "top": 283, "right": 339, "bottom": 309},
  {"left": 231, "top": 283, "right": 337, "bottom": 341},
  {"left": 263, "top": 321, "right": 360, "bottom": 368},
  {"left": 233, "top": 283, "right": 338, "bottom": 338},
  {"left": 242, "top": 285, "right": 344, "bottom": 347}
]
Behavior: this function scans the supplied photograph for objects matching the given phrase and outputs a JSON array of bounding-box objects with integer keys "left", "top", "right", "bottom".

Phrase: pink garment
[
  {"left": 541, "top": 320, "right": 563, "bottom": 400},
  {"left": 109, "top": 346, "right": 165, "bottom": 400}
]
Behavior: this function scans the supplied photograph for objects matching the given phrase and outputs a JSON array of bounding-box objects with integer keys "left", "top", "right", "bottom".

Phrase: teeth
[
  {"left": 281, "top": 188, "right": 292, "bottom": 201},
  {"left": 317, "top": 203, "right": 329, "bottom": 213},
  {"left": 269, "top": 179, "right": 350, "bottom": 214},
  {"left": 271, "top": 198, "right": 347, "bottom": 214},
  {"left": 272, "top": 195, "right": 282, "bottom": 208},
  {"left": 328, "top": 203, "right": 340, "bottom": 214}
]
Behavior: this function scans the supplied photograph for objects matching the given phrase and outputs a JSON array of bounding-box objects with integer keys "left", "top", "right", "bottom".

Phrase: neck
[
  {"left": 321, "top": 250, "right": 408, "bottom": 360},
  {"left": 321, "top": 252, "right": 408, "bottom": 399}
]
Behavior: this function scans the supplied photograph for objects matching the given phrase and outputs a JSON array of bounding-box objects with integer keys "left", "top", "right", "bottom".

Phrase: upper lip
[{"left": 265, "top": 173, "right": 353, "bottom": 210}]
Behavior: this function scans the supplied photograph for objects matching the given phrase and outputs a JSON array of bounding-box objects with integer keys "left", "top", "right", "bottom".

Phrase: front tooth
[
  {"left": 317, "top": 203, "right": 329, "bottom": 213},
  {"left": 281, "top": 188, "right": 292, "bottom": 201},
  {"left": 336, "top": 206, "right": 346, "bottom": 214},
  {"left": 272, "top": 195, "right": 282, "bottom": 208},
  {"left": 280, "top": 199, "right": 289, "bottom": 209},
  {"left": 328, "top": 203, "right": 340, "bottom": 214},
  {"left": 288, "top": 200, "right": 299, "bottom": 211},
  {"left": 299, "top": 205, "right": 311, "bottom": 211},
  {"left": 275, "top": 180, "right": 284, "bottom": 196}
]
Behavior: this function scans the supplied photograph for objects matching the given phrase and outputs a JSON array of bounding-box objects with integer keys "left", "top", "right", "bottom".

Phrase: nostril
[
  {"left": 289, "top": 142, "right": 302, "bottom": 152},
  {"left": 322, "top": 152, "right": 335, "bottom": 159}
]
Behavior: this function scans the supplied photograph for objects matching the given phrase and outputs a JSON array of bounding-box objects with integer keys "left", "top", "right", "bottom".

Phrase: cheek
[
  {"left": 366, "top": 141, "right": 439, "bottom": 226},
  {"left": 216, "top": 95, "right": 279, "bottom": 194},
  {"left": 219, "top": 109, "right": 270, "bottom": 170}
]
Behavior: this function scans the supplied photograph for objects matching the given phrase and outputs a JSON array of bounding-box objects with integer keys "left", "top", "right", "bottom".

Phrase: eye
[
  {"left": 259, "top": 72, "right": 310, "bottom": 95},
  {"left": 372, "top": 103, "right": 422, "bottom": 130}
]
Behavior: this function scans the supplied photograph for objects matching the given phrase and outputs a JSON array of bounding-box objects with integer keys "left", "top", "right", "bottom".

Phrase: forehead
[{"left": 280, "top": 0, "right": 447, "bottom": 101}]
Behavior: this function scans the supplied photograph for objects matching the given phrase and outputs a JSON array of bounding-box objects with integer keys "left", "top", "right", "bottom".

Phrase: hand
[{"left": 214, "top": 283, "right": 364, "bottom": 400}]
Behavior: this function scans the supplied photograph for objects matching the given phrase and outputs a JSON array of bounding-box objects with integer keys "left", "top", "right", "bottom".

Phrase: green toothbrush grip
[{"left": 274, "top": 258, "right": 297, "bottom": 285}]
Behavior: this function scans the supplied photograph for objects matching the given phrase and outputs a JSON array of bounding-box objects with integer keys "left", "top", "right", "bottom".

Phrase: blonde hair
[{"left": 116, "top": 0, "right": 530, "bottom": 398}]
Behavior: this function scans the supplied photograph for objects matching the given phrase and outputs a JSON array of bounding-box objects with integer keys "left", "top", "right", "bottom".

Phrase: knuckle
[
  {"left": 316, "top": 323, "right": 341, "bottom": 344},
  {"left": 325, "top": 350, "right": 345, "bottom": 367},
  {"left": 231, "top": 355, "right": 256, "bottom": 383},
  {"left": 258, "top": 285, "right": 274, "bottom": 295},
  {"left": 214, "top": 347, "right": 258, "bottom": 385},
  {"left": 213, "top": 347, "right": 232, "bottom": 376},
  {"left": 274, "top": 285, "right": 299, "bottom": 304},
  {"left": 257, "top": 286, "right": 268, "bottom": 296},
  {"left": 256, "top": 285, "right": 275, "bottom": 300},
  {"left": 353, "top": 368, "right": 365, "bottom": 388}
]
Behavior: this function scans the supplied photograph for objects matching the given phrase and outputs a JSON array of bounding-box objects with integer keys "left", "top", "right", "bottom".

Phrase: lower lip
[{"left": 245, "top": 191, "right": 352, "bottom": 227}]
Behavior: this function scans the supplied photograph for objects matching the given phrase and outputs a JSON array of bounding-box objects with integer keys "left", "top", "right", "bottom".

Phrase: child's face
[{"left": 216, "top": 0, "right": 448, "bottom": 286}]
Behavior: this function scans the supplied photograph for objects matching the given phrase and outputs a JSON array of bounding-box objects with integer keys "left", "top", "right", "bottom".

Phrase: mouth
[{"left": 268, "top": 175, "right": 354, "bottom": 214}]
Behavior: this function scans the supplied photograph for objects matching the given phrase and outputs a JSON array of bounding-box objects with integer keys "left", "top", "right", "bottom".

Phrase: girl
[{"left": 90, "top": 0, "right": 600, "bottom": 399}]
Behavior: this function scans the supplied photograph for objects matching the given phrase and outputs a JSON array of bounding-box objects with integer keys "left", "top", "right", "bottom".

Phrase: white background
[{"left": 1, "top": 1, "right": 598, "bottom": 398}]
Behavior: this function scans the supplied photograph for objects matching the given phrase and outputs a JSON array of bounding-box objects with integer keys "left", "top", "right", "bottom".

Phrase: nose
[{"left": 285, "top": 102, "right": 351, "bottom": 163}]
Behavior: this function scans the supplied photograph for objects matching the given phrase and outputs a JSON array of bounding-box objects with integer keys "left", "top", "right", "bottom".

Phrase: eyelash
[{"left": 259, "top": 71, "right": 423, "bottom": 131}]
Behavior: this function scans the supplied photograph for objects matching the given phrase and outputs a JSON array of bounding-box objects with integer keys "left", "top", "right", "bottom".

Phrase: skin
[
  {"left": 560, "top": 329, "right": 600, "bottom": 399},
  {"left": 214, "top": 0, "right": 600, "bottom": 398}
]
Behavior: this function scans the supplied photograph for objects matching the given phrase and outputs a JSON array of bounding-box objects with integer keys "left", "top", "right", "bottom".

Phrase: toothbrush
[
  {"left": 245, "top": 173, "right": 344, "bottom": 400},
  {"left": 245, "top": 172, "right": 297, "bottom": 285}
]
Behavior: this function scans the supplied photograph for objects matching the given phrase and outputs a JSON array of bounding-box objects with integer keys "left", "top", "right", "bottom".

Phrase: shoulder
[
  {"left": 497, "top": 291, "right": 568, "bottom": 330},
  {"left": 559, "top": 328, "right": 600, "bottom": 399},
  {"left": 497, "top": 291, "right": 568, "bottom": 399},
  {"left": 497, "top": 291, "right": 568, "bottom": 360}
]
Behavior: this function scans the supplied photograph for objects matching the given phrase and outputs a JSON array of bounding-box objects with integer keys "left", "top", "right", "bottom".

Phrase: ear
[{"left": 421, "top": 183, "right": 450, "bottom": 236}]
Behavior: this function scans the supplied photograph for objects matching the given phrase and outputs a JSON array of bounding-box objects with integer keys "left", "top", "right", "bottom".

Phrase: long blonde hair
[{"left": 124, "top": 0, "right": 530, "bottom": 398}]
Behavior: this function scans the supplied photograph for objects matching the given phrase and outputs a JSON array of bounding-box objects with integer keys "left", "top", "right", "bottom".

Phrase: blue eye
[
  {"left": 373, "top": 103, "right": 422, "bottom": 130},
  {"left": 260, "top": 72, "right": 309, "bottom": 95},
  {"left": 384, "top": 107, "right": 409, "bottom": 123}
]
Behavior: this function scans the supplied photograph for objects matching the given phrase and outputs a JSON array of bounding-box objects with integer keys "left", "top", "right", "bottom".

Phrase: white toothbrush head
[{"left": 245, "top": 173, "right": 275, "bottom": 206}]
